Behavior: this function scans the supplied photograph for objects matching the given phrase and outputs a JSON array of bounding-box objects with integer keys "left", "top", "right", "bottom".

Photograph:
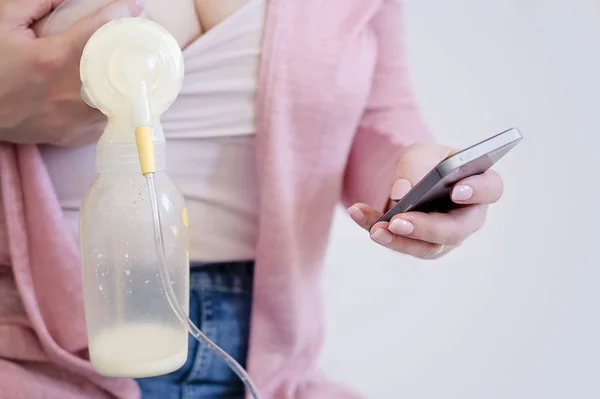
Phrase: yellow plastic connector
[{"left": 134, "top": 126, "right": 156, "bottom": 175}]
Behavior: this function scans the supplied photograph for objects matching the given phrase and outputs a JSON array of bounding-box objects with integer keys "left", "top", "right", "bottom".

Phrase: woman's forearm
[{"left": 342, "top": 0, "right": 432, "bottom": 210}]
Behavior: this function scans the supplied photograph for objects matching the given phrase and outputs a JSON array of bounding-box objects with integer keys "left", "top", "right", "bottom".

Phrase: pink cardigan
[{"left": 0, "top": 0, "right": 430, "bottom": 398}]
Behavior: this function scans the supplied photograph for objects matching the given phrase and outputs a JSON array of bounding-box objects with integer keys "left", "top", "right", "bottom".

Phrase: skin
[
  {"left": 194, "top": 0, "right": 248, "bottom": 32},
  {"left": 129, "top": 0, "right": 249, "bottom": 47},
  {"left": 347, "top": 143, "right": 504, "bottom": 259}
]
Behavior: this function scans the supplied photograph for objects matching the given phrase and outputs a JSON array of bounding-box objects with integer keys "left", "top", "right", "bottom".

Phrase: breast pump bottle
[
  {"left": 76, "top": 16, "right": 262, "bottom": 398},
  {"left": 78, "top": 18, "right": 189, "bottom": 378}
]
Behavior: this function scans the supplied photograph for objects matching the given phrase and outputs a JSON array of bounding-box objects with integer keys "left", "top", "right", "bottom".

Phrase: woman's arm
[{"left": 342, "top": 0, "right": 433, "bottom": 211}]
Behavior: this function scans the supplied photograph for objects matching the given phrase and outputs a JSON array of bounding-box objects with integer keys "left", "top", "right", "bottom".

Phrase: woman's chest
[
  {"left": 145, "top": 0, "right": 250, "bottom": 48},
  {"left": 39, "top": 0, "right": 249, "bottom": 49},
  {"left": 160, "top": 0, "right": 383, "bottom": 148},
  {"left": 41, "top": 0, "right": 383, "bottom": 147}
]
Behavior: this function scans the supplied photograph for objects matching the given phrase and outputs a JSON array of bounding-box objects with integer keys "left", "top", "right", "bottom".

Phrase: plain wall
[{"left": 320, "top": 1, "right": 600, "bottom": 398}]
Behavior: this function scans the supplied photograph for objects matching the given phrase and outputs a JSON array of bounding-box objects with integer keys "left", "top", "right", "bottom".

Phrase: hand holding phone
[
  {"left": 375, "top": 128, "right": 523, "bottom": 225},
  {"left": 346, "top": 128, "right": 522, "bottom": 259}
]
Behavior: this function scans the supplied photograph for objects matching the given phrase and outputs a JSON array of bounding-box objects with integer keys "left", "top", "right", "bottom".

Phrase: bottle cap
[{"left": 80, "top": 17, "right": 184, "bottom": 125}]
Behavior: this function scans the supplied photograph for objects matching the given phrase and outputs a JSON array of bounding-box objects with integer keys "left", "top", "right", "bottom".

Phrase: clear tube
[{"left": 145, "top": 173, "right": 262, "bottom": 399}]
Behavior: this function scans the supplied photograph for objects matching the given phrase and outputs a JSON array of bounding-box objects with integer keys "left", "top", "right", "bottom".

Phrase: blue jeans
[{"left": 136, "top": 261, "right": 254, "bottom": 399}]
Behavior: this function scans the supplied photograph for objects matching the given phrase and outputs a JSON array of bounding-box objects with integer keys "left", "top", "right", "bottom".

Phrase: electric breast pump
[{"left": 78, "top": 17, "right": 261, "bottom": 398}]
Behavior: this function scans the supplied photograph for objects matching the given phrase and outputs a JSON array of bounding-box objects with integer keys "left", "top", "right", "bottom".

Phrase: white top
[{"left": 40, "top": 0, "right": 265, "bottom": 262}]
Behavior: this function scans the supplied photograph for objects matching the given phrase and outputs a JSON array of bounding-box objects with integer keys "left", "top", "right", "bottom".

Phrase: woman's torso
[
  {"left": 3, "top": 2, "right": 399, "bottom": 395},
  {"left": 40, "top": 0, "right": 264, "bottom": 262}
]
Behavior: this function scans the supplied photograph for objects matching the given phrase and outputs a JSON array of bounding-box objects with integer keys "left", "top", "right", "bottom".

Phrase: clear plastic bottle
[
  {"left": 79, "top": 159, "right": 189, "bottom": 378},
  {"left": 78, "top": 18, "right": 189, "bottom": 378}
]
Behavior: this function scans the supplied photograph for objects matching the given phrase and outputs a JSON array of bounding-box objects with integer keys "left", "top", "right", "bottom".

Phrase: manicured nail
[
  {"left": 371, "top": 228, "right": 393, "bottom": 244},
  {"left": 452, "top": 185, "right": 473, "bottom": 201},
  {"left": 347, "top": 206, "right": 365, "bottom": 224},
  {"left": 390, "top": 179, "right": 412, "bottom": 200},
  {"left": 389, "top": 219, "right": 414, "bottom": 236},
  {"left": 135, "top": 0, "right": 145, "bottom": 8}
]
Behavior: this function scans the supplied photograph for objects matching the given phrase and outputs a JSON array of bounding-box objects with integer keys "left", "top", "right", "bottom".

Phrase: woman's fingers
[
  {"left": 347, "top": 203, "right": 383, "bottom": 230},
  {"left": 348, "top": 202, "right": 488, "bottom": 246},
  {"left": 348, "top": 201, "right": 488, "bottom": 259},
  {"left": 368, "top": 224, "right": 450, "bottom": 259},
  {"left": 451, "top": 169, "right": 504, "bottom": 205},
  {"left": 384, "top": 205, "right": 488, "bottom": 245},
  {"left": 370, "top": 205, "right": 487, "bottom": 248}
]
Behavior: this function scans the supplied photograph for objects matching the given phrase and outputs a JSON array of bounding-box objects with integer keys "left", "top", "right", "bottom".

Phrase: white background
[{"left": 321, "top": 1, "right": 600, "bottom": 398}]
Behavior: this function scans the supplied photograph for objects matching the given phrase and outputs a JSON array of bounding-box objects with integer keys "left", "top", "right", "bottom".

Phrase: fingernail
[
  {"left": 347, "top": 206, "right": 365, "bottom": 224},
  {"left": 389, "top": 218, "right": 414, "bottom": 236},
  {"left": 371, "top": 229, "right": 393, "bottom": 244},
  {"left": 452, "top": 185, "right": 473, "bottom": 201},
  {"left": 135, "top": 0, "right": 145, "bottom": 8},
  {"left": 390, "top": 179, "right": 412, "bottom": 200}
]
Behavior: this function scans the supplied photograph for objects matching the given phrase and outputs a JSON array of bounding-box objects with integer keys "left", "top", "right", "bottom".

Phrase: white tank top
[{"left": 40, "top": 0, "right": 265, "bottom": 262}]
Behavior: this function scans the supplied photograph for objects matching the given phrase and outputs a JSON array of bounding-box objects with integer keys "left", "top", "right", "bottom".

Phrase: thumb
[
  {"left": 0, "top": 0, "right": 63, "bottom": 27},
  {"left": 59, "top": 0, "right": 143, "bottom": 57}
]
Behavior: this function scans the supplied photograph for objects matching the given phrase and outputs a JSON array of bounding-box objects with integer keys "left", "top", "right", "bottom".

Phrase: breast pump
[{"left": 77, "top": 17, "right": 262, "bottom": 398}]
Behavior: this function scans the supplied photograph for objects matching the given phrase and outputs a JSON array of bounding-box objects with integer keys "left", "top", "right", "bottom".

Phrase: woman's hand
[
  {"left": 347, "top": 142, "right": 504, "bottom": 259},
  {"left": 0, "top": 0, "right": 142, "bottom": 146}
]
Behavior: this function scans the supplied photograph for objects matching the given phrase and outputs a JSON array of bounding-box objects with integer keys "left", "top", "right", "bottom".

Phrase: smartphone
[{"left": 375, "top": 128, "right": 523, "bottom": 224}]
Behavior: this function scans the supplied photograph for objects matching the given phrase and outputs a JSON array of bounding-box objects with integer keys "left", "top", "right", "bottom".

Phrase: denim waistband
[{"left": 189, "top": 261, "right": 254, "bottom": 294}]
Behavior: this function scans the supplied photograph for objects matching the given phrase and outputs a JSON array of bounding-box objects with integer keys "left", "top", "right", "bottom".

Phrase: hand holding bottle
[{"left": 0, "top": 0, "right": 142, "bottom": 146}]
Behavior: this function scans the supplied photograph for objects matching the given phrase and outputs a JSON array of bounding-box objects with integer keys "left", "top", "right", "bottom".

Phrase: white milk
[{"left": 89, "top": 323, "right": 188, "bottom": 378}]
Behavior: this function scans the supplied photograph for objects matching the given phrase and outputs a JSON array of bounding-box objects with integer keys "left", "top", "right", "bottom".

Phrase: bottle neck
[{"left": 96, "top": 116, "right": 167, "bottom": 174}]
